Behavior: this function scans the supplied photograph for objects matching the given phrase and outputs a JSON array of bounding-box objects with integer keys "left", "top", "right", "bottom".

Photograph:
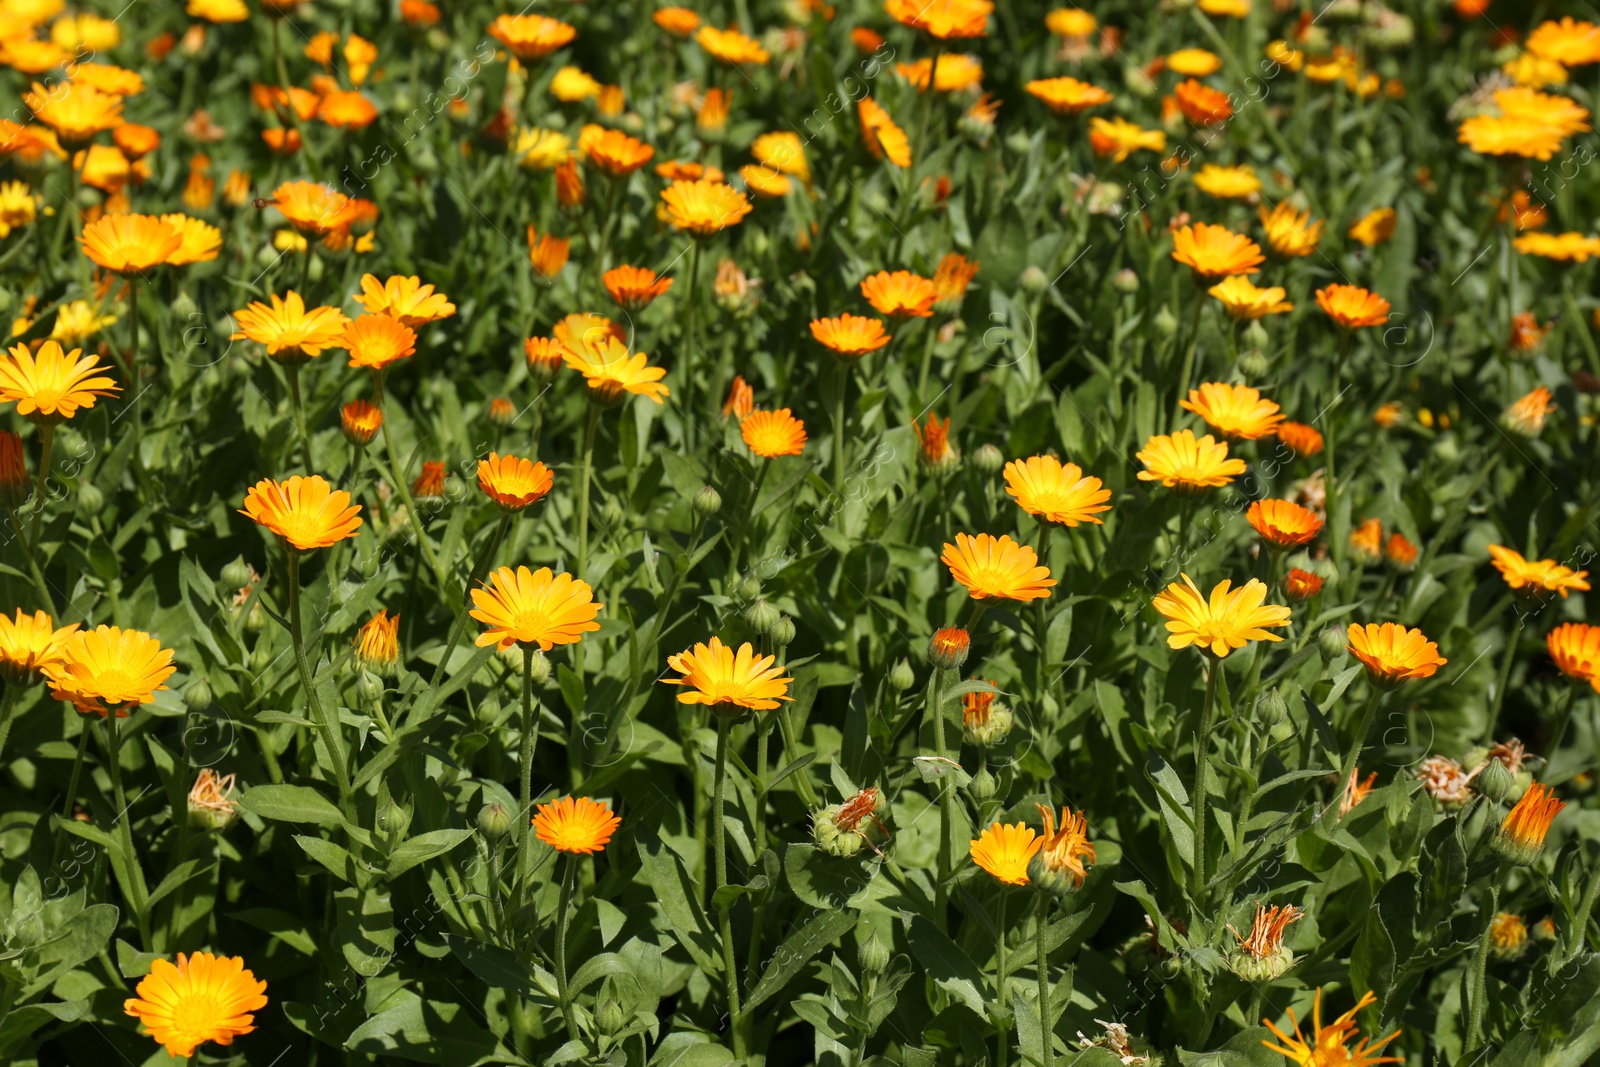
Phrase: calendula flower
[
  {"left": 341, "top": 399, "right": 382, "bottom": 445},
  {"left": 654, "top": 7, "right": 700, "bottom": 36},
  {"left": 1348, "top": 207, "right": 1397, "bottom": 246},
  {"left": 76, "top": 144, "right": 131, "bottom": 194},
  {"left": 1262, "top": 990, "right": 1401, "bottom": 1067},
  {"left": 471, "top": 566, "right": 602, "bottom": 650},
  {"left": 80, "top": 214, "right": 181, "bottom": 274},
  {"left": 159, "top": 214, "right": 223, "bottom": 266},
  {"left": 1193, "top": 163, "right": 1261, "bottom": 200},
  {"left": 740, "top": 165, "right": 791, "bottom": 198},
  {"left": 931, "top": 253, "right": 980, "bottom": 309},
  {"left": 0, "top": 340, "right": 118, "bottom": 424},
  {"left": 1528, "top": 17, "right": 1600, "bottom": 65},
  {"left": 1276, "top": 421, "right": 1323, "bottom": 457},
  {"left": 929, "top": 627, "right": 971, "bottom": 669},
  {"left": 660, "top": 179, "right": 752, "bottom": 235},
  {"left": 751, "top": 131, "right": 810, "bottom": 183},
  {"left": 231, "top": 293, "right": 350, "bottom": 363},
  {"left": 1372, "top": 402, "right": 1404, "bottom": 428},
  {"left": 1087, "top": 116, "right": 1167, "bottom": 162},
  {"left": 1496, "top": 87, "right": 1591, "bottom": 135},
  {"left": 123, "top": 953, "right": 268, "bottom": 1059},
  {"left": 0, "top": 609, "right": 78, "bottom": 685},
  {"left": 1028, "top": 804, "right": 1095, "bottom": 894},
  {"left": 603, "top": 265, "right": 673, "bottom": 311},
  {"left": 1181, "top": 382, "right": 1285, "bottom": 440},
  {"left": 317, "top": 91, "right": 378, "bottom": 130},
  {"left": 1548, "top": 622, "right": 1600, "bottom": 688},
  {"left": 187, "top": 0, "right": 247, "bottom": 20},
  {"left": 1514, "top": 232, "right": 1600, "bottom": 262},
  {"left": 354, "top": 609, "right": 400, "bottom": 674},
  {"left": 1346, "top": 622, "right": 1446, "bottom": 686},
  {"left": 354, "top": 275, "right": 455, "bottom": 326},
  {"left": 1247, "top": 499, "right": 1322, "bottom": 548},
  {"left": 1136, "top": 429, "right": 1246, "bottom": 494},
  {"left": 1171, "top": 222, "right": 1264, "bottom": 279},
  {"left": 1024, "top": 76, "right": 1113, "bottom": 116},
  {"left": 581, "top": 125, "right": 655, "bottom": 177},
  {"left": 553, "top": 313, "right": 625, "bottom": 360},
  {"left": 1003, "top": 455, "right": 1111, "bottom": 526},
  {"left": 1259, "top": 202, "right": 1324, "bottom": 257},
  {"left": 26, "top": 80, "right": 121, "bottom": 147},
  {"left": 859, "top": 97, "right": 911, "bottom": 167},
  {"left": 696, "top": 88, "right": 731, "bottom": 137},
  {"left": 411, "top": 461, "right": 446, "bottom": 500},
  {"left": 1208, "top": 276, "right": 1293, "bottom": 320},
  {"left": 69, "top": 63, "right": 143, "bottom": 97},
  {"left": 478, "top": 453, "right": 553, "bottom": 511},
  {"left": 898, "top": 54, "right": 984, "bottom": 92},
  {"left": 271, "top": 180, "right": 361, "bottom": 236},
  {"left": 241, "top": 476, "right": 362, "bottom": 551},
  {"left": 1507, "top": 312, "right": 1551, "bottom": 353},
  {"left": 1489, "top": 912, "right": 1528, "bottom": 958},
  {"left": 1167, "top": 48, "right": 1222, "bottom": 76},
  {"left": 1487, "top": 544, "right": 1590, "bottom": 597},
  {"left": 886, "top": 0, "right": 992, "bottom": 39},
  {"left": 861, "top": 270, "right": 938, "bottom": 318},
  {"left": 562, "top": 335, "right": 669, "bottom": 405},
  {"left": 1199, "top": 0, "right": 1249, "bottom": 15},
  {"left": 1045, "top": 8, "right": 1094, "bottom": 36},
  {"left": 941, "top": 532, "right": 1056, "bottom": 602},
  {"left": 186, "top": 768, "right": 238, "bottom": 830},
  {"left": 1491, "top": 781, "right": 1566, "bottom": 865},
  {"left": 1283, "top": 568, "right": 1324, "bottom": 602},
  {"left": 1339, "top": 766, "right": 1378, "bottom": 815},
  {"left": 516, "top": 127, "right": 573, "bottom": 169},
  {"left": 810, "top": 314, "right": 892, "bottom": 358},
  {"left": 1384, "top": 533, "right": 1417, "bottom": 570},
  {"left": 722, "top": 376, "right": 754, "bottom": 420},
  {"left": 341, "top": 314, "right": 417, "bottom": 372},
  {"left": 487, "top": 13, "right": 576, "bottom": 60},
  {"left": 533, "top": 796, "right": 622, "bottom": 854},
  {"left": 1174, "top": 79, "right": 1232, "bottom": 125},
  {"left": 969, "top": 822, "right": 1040, "bottom": 886},
  {"left": 1316, "top": 284, "right": 1390, "bottom": 328},
  {"left": 741, "top": 408, "right": 807, "bottom": 458},
  {"left": 1228, "top": 903, "right": 1303, "bottom": 982},
  {"left": 1348, "top": 517, "right": 1383, "bottom": 562},
  {"left": 914, "top": 414, "right": 958, "bottom": 472},
  {"left": 0, "top": 181, "right": 40, "bottom": 239},
  {"left": 555, "top": 157, "right": 585, "bottom": 207},
  {"left": 663, "top": 636, "right": 793, "bottom": 711},
  {"left": 45, "top": 625, "right": 176, "bottom": 715},
  {"left": 696, "top": 24, "right": 769, "bottom": 64},
  {"left": 1457, "top": 114, "right": 1567, "bottom": 161},
  {"left": 1152, "top": 574, "right": 1290, "bottom": 657},
  {"left": 1416, "top": 755, "right": 1473, "bottom": 804},
  {"left": 528, "top": 227, "right": 572, "bottom": 280}
]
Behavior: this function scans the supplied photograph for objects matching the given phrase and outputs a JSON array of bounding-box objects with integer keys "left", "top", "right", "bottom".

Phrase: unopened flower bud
[
  {"left": 1237, "top": 349, "right": 1270, "bottom": 379},
  {"left": 1476, "top": 757, "right": 1513, "bottom": 803},
  {"left": 969, "top": 766, "right": 997, "bottom": 801},
  {"left": 243, "top": 599, "right": 267, "bottom": 633},
  {"left": 889, "top": 659, "right": 916, "bottom": 691},
  {"left": 1243, "top": 320, "right": 1270, "bottom": 351},
  {"left": 526, "top": 649, "right": 552, "bottom": 685},
  {"left": 1019, "top": 265, "right": 1049, "bottom": 294},
  {"left": 478, "top": 803, "right": 513, "bottom": 841},
  {"left": 247, "top": 643, "right": 273, "bottom": 674},
  {"left": 357, "top": 670, "right": 385, "bottom": 710},
  {"left": 1256, "top": 688, "right": 1287, "bottom": 728},
  {"left": 476, "top": 695, "right": 502, "bottom": 727},
  {"left": 220, "top": 555, "right": 252, "bottom": 590},
  {"left": 811, "top": 806, "right": 866, "bottom": 856},
  {"left": 929, "top": 628, "right": 970, "bottom": 671},
  {"left": 858, "top": 930, "right": 891, "bottom": 974},
  {"left": 75, "top": 482, "right": 103, "bottom": 515},
  {"left": 183, "top": 678, "right": 213, "bottom": 711},
  {"left": 736, "top": 576, "right": 762, "bottom": 603},
  {"left": 377, "top": 796, "right": 412, "bottom": 836},
  {"left": 972, "top": 443, "right": 1004, "bottom": 474},
  {"left": 170, "top": 290, "right": 199, "bottom": 322},
  {"left": 1112, "top": 268, "right": 1139, "bottom": 294},
  {"left": 1317, "top": 627, "right": 1346, "bottom": 664},
  {"left": 744, "top": 598, "right": 780, "bottom": 636},
  {"left": 770, "top": 615, "right": 796, "bottom": 649},
  {"left": 1154, "top": 305, "right": 1179, "bottom": 337},
  {"left": 693, "top": 485, "right": 722, "bottom": 518},
  {"left": 595, "top": 998, "right": 625, "bottom": 1035}
]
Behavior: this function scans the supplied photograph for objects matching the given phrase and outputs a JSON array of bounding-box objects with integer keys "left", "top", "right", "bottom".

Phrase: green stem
[
  {"left": 1548, "top": 681, "right": 1579, "bottom": 760},
  {"left": 486, "top": 843, "right": 507, "bottom": 940},
  {"left": 7, "top": 507, "right": 55, "bottom": 613},
  {"left": 26, "top": 424, "right": 53, "bottom": 553},
  {"left": 373, "top": 376, "right": 448, "bottom": 587},
  {"left": 1035, "top": 890, "right": 1053, "bottom": 1067},
  {"left": 925, "top": 666, "right": 955, "bottom": 929},
  {"left": 1563, "top": 272, "right": 1600, "bottom": 376},
  {"left": 1485, "top": 610, "right": 1525, "bottom": 743},
  {"left": 776, "top": 702, "right": 819, "bottom": 808},
  {"left": 681, "top": 241, "right": 703, "bottom": 417},
  {"left": 713, "top": 715, "right": 745, "bottom": 1056},
  {"left": 1189, "top": 659, "right": 1221, "bottom": 904},
  {"left": 286, "top": 362, "right": 314, "bottom": 474},
  {"left": 128, "top": 280, "right": 142, "bottom": 456},
  {"left": 1171, "top": 292, "right": 1205, "bottom": 429},
  {"left": 1326, "top": 328, "right": 1352, "bottom": 568},
  {"left": 1340, "top": 686, "right": 1383, "bottom": 792},
  {"left": 995, "top": 890, "right": 1009, "bottom": 1067},
  {"left": 427, "top": 511, "right": 513, "bottom": 690},
  {"left": 915, "top": 311, "right": 939, "bottom": 406},
  {"left": 1463, "top": 863, "right": 1508, "bottom": 1056},
  {"left": 555, "top": 853, "right": 580, "bottom": 1041},
  {"left": 0, "top": 685, "right": 19, "bottom": 770},
  {"left": 287, "top": 550, "right": 353, "bottom": 811},
  {"left": 576, "top": 404, "right": 602, "bottom": 582},
  {"left": 832, "top": 360, "right": 850, "bottom": 497},
  {"left": 104, "top": 707, "right": 152, "bottom": 947}
]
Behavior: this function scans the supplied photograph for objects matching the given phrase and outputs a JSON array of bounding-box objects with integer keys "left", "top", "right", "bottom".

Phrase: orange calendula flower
[
  {"left": 478, "top": 453, "right": 553, "bottom": 512},
  {"left": 1492, "top": 781, "right": 1566, "bottom": 865},
  {"left": 112, "top": 123, "right": 159, "bottom": 159},
  {"left": 1348, "top": 207, "right": 1397, "bottom": 246},
  {"left": 740, "top": 165, "right": 791, "bottom": 198},
  {"left": 1384, "top": 532, "right": 1417, "bottom": 570},
  {"left": 527, "top": 227, "right": 572, "bottom": 280},
  {"left": 603, "top": 265, "right": 673, "bottom": 311},
  {"left": 722, "top": 376, "right": 754, "bottom": 421},
  {"left": 752, "top": 131, "right": 810, "bottom": 184},
  {"left": 1136, "top": 429, "right": 1246, "bottom": 494},
  {"left": 1193, "top": 163, "right": 1260, "bottom": 200},
  {"left": 1275, "top": 421, "right": 1323, "bottom": 457},
  {"left": 471, "top": 566, "right": 601, "bottom": 651},
  {"left": 1174, "top": 79, "right": 1232, "bottom": 125},
  {"left": 898, "top": 54, "right": 984, "bottom": 92},
  {"left": 524, "top": 337, "right": 567, "bottom": 381},
  {"left": 555, "top": 157, "right": 585, "bottom": 207},
  {"left": 1487, "top": 544, "right": 1590, "bottom": 598},
  {"left": 741, "top": 408, "right": 807, "bottom": 458},
  {"left": 0, "top": 608, "right": 78, "bottom": 685},
  {"left": 123, "top": 953, "right": 268, "bottom": 1059},
  {"left": 0, "top": 340, "right": 118, "bottom": 424},
  {"left": 861, "top": 270, "right": 938, "bottom": 318},
  {"left": 660, "top": 179, "right": 753, "bottom": 235},
  {"left": 1316, "top": 284, "right": 1390, "bottom": 329},
  {"left": 1087, "top": 116, "right": 1166, "bottom": 162},
  {"left": 26, "top": 80, "right": 121, "bottom": 147},
  {"left": 241, "top": 476, "right": 363, "bottom": 551},
  {"left": 271, "top": 180, "right": 360, "bottom": 237},
  {"left": 1529, "top": 17, "right": 1600, "bottom": 65},
  {"left": 886, "top": 0, "right": 993, "bottom": 39},
  {"left": 1259, "top": 202, "right": 1324, "bottom": 258},
  {"left": 1283, "top": 568, "right": 1324, "bottom": 602},
  {"left": 411, "top": 461, "right": 446, "bottom": 500},
  {"left": 1514, "top": 231, "right": 1600, "bottom": 262},
  {"left": 858, "top": 97, "right": 911, "bottom": 167},
  {"left": 581, "top": 125, "right": 655, "bottom": 177},
  {"left": 929, "top": 627, "right": 971, "bottom": 669},
  {"left": 318, "top": 91, "right": 378, "bottom": 130},
  {"left": 653, "top": 6, "right": 700, "bottom": 36},
  {"left": 341, "top": 399, "right": 383, "bottom": 445},
  {"left": 1180, "top": 382, "right": 1284, "bottom": 440},
  {"left": 342, "top": 314, "right": 417, "bottom": 372},
  {"left": 696, "top": 88, "right": 731, "bottom": 136},
  {"left": 354, "top": 609, "right": 400, "bottom": 674},
  {"left": 1208, "top": 276, "right": 1293, "bottom": 320},
  {"left": 1263, "top": 990, "right": 1402, "bottom": 1067},
  {"left": 1489, "top": 912, "right": 1528, "bottom": 958},
  {"left": 354, "top": 274, "right": 455, "bottom": 326},
  {"left": 1548, "top": 622, "right": 1600, "bottom": 688},
  {"left": 1349, "top": 517, "right": 1383, "bottom": 562},
  {"left": 1152, "top": 574, "right": 1290, "bottom": 658},
  {"left": 79, "top": 213, "right": 181, "bottom": 274},
  {"left": 1507, "top": 313, "right": 1551, "bottom": 354},
  {"left": 1340, "top": 767, "right": 1379, "bottom": 815},
  {"left": 1247, "top": 499, "right": 1322, "bottom": 548},
  {"left": 663, "top": 636, "right": 793, "bottom": 711},
  {"left": 696, "top": 24, "right": 769, "bottom": 64},
  {"left": 1029, "top": 804, "right": 1095, "bottom": 894},
  {"left": 45, "top": 625, "right": 177, "bottom": 716},
  {"left": 487, "top": 13, "right": 576, "bottom": 60},
  {"left": 941, "top": 532, "right": 1056, "bottom": 602},
  {"left": 969, "top": 822, "right": 1040, "bottom": 886},
  {"left": 1171, "top": 222, "right": 1263, "bottom": 279},
  {"left": 1346, "top": 622, "right": 1447, "bottom": 687},
  {"left": 399, "top": 0, "right": 440, "bottom": 27},
  {"left": 1003, "top": 455, "right": 1111, "bottom": 526},
  {"left": 160, "top": 214, "right": 223, "bottom": 267},
  {"left": 1024, "top": 76, "right": 1113, "bottom": 116},
  {"left": 810, "top": 314, "right": 892, "bottom": 358},
  {"left": 932, "top": 253, "right": 980, "bottom": 308},
  {"left": 562, "top": 335, "right": 669, "bottom": 406},
  {"left": 231, "top": 292, "right": 351, "bottom": 363},
  {"left": 533, "top": 796, "right": 622, "bottom": 854},
  {"left": 914, "top": 414, "right": 958, "bottom": 471}
]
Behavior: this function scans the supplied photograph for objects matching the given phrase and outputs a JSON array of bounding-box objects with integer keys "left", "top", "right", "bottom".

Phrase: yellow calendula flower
[
  {"left": 0, "top": 608, "right": 78, "bottom": 685},
  {"left": 1002, "top": 455, "right": 1112, "bottom": 526},
  {"left": 124, "top": 953, "right": 268, "bottom": 1059},
  {"left": 969, "top": 822, "right": 1040, "bottom": 886},
  {"left": 561, "top": 335, "right": 669, "bottom": 405},
  {"left": 353, "top": 274, "right": 456, "bottom": 326},
  {"left": 1486, "top": 545, "right": 1590, "bottom": 598},
  {"left": 515, "top": 127, "right": 572, "bottom": 169},
  {"left": 1087, "top": 116, "right": 1166, "bottom": 163},
  {"left": 0, "top": 339, "right": 119, "bottom": 424},
  {"left": 533, "top": 796, "right": 622, "bottom": 854},
  {"left": 45, "top": 625, "right": 177, "bottom": 716},
  {"left": 1152, "top": 574, "right": 1290, "bottom": 658},
  {"left": 1259, "top": 202, "right": 1324, "bottom": 258},
  {"left": 239, "top": 475, "right": 363, "bottom": 551},
  {"left": 354, "top": 609, "right": 400, "bottom": 675},
  {"left": 1180, "top": 382, "right": 1285, "bottom": 440},
  {"left": 663, "top": 636, "right": 794, "bottom": 711},
  {"left": 1192, "top": 163, "right": 1261, "bottom": 200},
  {"left": 941, "top": 532, "right": 1056, "bottom": 601},
  {"left": 1262, "top": 990, "right": 1402, "bottom": 1067},
  {"left": 1208, "top": 276, "right": 1293, "bottom": 320},
  {"left": 741, "top": 408, "right": 807, "bottom": 458},
  {"left": 1136, "top": 429, "right": 1246, "bottom": 494}
]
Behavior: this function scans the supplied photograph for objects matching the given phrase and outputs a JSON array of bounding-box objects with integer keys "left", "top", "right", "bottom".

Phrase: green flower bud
[
  {"left": 744, "top": 598, "right": 781, "bottom": 637},
  {"left": 476, "top": 695, "right": 502, "bottom": 728},
  {"left": 1237, "top": 349, "right": 1270, "bottom": 379},
  {"left": 478, "top": 803, "right": 514, "bottom": 841},
  {"left": 1242, "top": 320, "right": 1270, "bottom": 352},
  {"left": 1228, "top": 945, "right": 1295, "bottom": 983},
  {"left": 357, "top": 670, "right": 385, "bottom": 711},
  {"left": 692, "top": 485, "right": 722, "bottom": 518},
  {"left": 857, "top": 930, "right": 891, "bottom": 974},
  {"left": 377, "top": 796, "right": 412, "bottom": 836},
  {"left": 770, "top": 615, "right": 796, "bottom": 649},
  {"left": 1113, "top": 268, "right": 1139, "bottom": 294},
  {"left": 595, "top": 998, "right": 625, "bottom": 1035},
  {"left": 183, "top": 678, "right": 213, "bottom": 711},
  {"left": 1317, "top": 627, "right": 1347, "bottom": 664},
  {"left": 1019, "top": 265, "right": 1050, "bottom": 294},
  {"left": 971, "top": 443, "right": 1004, "bottom": 474},
  {"left": 247, "top": 642, "right": 273, "bottom": 674},
  {"left": 889, "top": 659, "right": 916, "bottom": 691},
  {"left": 736, "top": 575, "right": 762, "bottom": 603},
  {"left": 1476, "top": 758, "right": 1513, "bottom": 803},
  {"left": 527, "top": 650, "right": 552, "bottom": 685},
  {"left": 811, "top": 806, "right": 866, "bottom": 857},
  {"left": 1256, "top": 688, "right": 1288, "bottom": 728},
  {"left": 969, "top": 766, "right": 997, "bottom": 801},
  {"left": 170, "top": 290, "right": 199, "bottom": 323},
  {"left": 220, "top": 555, "right": 253, "bottom": 590},
  {"left": 76, "top": 482, "right": 103, "bottom": 515},
  {"left": 1154, "top": 304, "right": 1179, "bottom": 337}
]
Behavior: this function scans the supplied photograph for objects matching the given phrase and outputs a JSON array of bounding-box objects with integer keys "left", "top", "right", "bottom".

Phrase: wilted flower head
[{"left": 1228, "top": 902, "right": 1303, "bottom": 981}]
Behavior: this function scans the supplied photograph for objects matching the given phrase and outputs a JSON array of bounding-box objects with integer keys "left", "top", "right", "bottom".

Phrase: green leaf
[
  {"left": 227, "top": 907, "right": 318, "bottom": 956},
  {"left": 145, "top": 859, "right": 213, "bottom": 910},
  {"left": 446, "top": 934, "right": 539, "bottom": 998},
  {"left": 237, "top": 783, "right": 344, "bottom": 826},
  {"left": 115, "top": 937, "right": 161, "bottom": 978},
  {"left": 902, "top": 915, "right": 986, "bottom": 1017},
  {"left": 741, "top": 906, "right": 858, "bottom": 1016},
  {"left": 1146, "top": 752, "right": 1194, "bottom": 869},
  {"left": 344, "top": 992, "right": 506, "bottom": 1064},
  {"left": 295, "top": 835, "right": 359, "bottom": 883},
  {"left": 388, "top": 828, "right": 475, "bottom": 878},
  {"left": 635, "top": 828, "right": 720, "bottom": 974},
  {"left": 1174, "top": 1026, "right": 1282, "bottom": 1066}
]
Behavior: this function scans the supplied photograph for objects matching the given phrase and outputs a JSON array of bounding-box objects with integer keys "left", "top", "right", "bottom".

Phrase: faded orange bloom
[
  {"left": 1503, "top": 386, "right": 1556, "bottom": 435},
  {"left": 1283, "top": 568, "right": 1324, "bottom": 602},
  {"left": 913, "top": 413, "right": 957, "bottom": 471},
  {"left": 722, "top": 375, "right": 754, "bottom": 419},
  {"left": 412, "top": 460, "right": 446, "bottom": 500},
  {"left": 1507, "top": 312, "right": 1551, "bottom": 353},
  {"left": 1174, "top": 79, "right": 1232, "bottom": 125},
  {"left": 1384, "top": 532, "right": 1418, "bottom": 570}
]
